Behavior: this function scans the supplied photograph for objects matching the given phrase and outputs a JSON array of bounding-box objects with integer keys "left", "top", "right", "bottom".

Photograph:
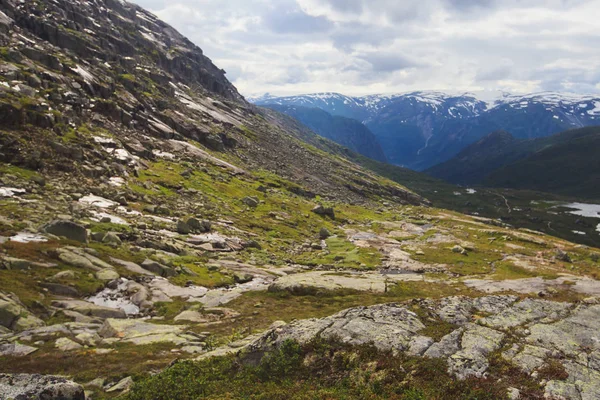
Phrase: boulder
[
  {"left": 0, "top": 297, "right": 21, "bottom": 328},
  {"left": 102, "top": 232, "right": 122, "bottom": 246},
  {"left": 174, "top": 310, "right": 208, "bottom": 323},
  {"left": 0, "top": 374, "right": 85, "bottom": 400},
  {"left": 98, "top": 319, "right": 189, "bottom": 345},
  {"left": 40, "top": 283, "right": 80, "bottom": 297},
  {"left": 141, "top": 259, "right": 176, "bottom": 277},
  {"left": 0, "top": 293, "right": 44, "bottom": 331},
  {"left": 319, "top": 227, "right": 331, "bottom": 239},
  {"left": 42, "top": 221, "right": 88, "bottom": 243},
  {"left": 0, "top": 343, "right": 38, "bottom": 357},
  {"left": 312, "top": 205, "right": 335, "bottom": 219},
  {"left": 1, "top": 257, "right": 57, "bottom": 270},
  {"left": 187, "top": 218, "right": 211, "bottom": 233},
  {"left": 13, "top": 314, "right": 45, "bottom": 331},
  {"left": 55, "top": 337, "right": 83, "bottom": 351},
  {"left": 106, "top": 376, "right": 134, "bottom": 393},
  {"left": 176, "top": 220, "right": 191, "bottom": 234},
  {"left": 555, "top": 249, "right": 572, "bottom": 263},
  {"left": 95, "top": 269, "right": 120, "bottom": 281},
  {"left": 241, "top": 196, "right": 259, "bottom": 208},
  {"left": 51, "top": 300, "right": 127, "bottom": 319}
]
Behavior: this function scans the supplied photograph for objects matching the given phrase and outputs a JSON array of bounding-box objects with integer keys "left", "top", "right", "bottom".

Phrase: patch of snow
[
  {"left": 587, "top": 101, "right": 600, "bottom": 116},
  {"left": 152, "top": 150, "right": 175, "bottom": 159},
  {"left": 93, "top": 136, "right": 116, "bottom": 146},
  {"left": 72, "top": 65, "right": 96, "bottom": 83},
  {"left": 79, "top": 195, "right": 118, "bottom": 209},
  {"left": 453, "top": 192, "right": 462, "bottom": 196},
  {"left": 109, "top": 177, "right": 125, "bottom": 187},
  {"left": 90, "top": 211, "right": 129, "bottom": 225},
  {"left": 116, "top": 206, "right": 142, "bottom": 216},
  {"left": 0, "top": 187, "right": 26, "bottom": 198},
  {"left": 9, "top": 232, "right": 48, "bottom": 243},
  {"left": 148, "top": 215, "right": 175, "bottom": 224},
  {"left": 466, "top": 189, "right": 477, "bottom": 194},
  {"left": 573, "top": 231, "right": 586, "bottom": 235},
  {"left": 112, "top": 148, "right": 136, "bottom": 163},
  {"left": 87, "top": 279, "right": 140, "bottom": 316}
]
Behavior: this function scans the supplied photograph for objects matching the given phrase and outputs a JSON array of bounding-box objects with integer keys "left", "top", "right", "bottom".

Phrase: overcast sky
[{"left": 135, "top": 0, "right": 600, "bottom": 97}]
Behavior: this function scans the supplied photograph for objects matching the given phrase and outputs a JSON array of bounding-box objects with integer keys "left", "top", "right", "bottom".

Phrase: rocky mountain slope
[
  {"left": 427, "top": 127, "right": 600, "bottom": 200},
  {"left": 262, "top": 104, "right": 388, "bottom": 163},
  {"left": 254, "top": 92, "right": 600, "bottom": 170},
  {"left": 1, "top": 1, "right": 600, "bottom": 399}
]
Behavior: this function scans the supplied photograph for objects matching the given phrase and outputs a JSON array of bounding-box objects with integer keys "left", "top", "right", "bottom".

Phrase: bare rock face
[
  {"left": 0, "top": 374, "right": 85, "bottom": 400},
  {"left": 200, "top": 296, "right": 600, "bottom": 399}
]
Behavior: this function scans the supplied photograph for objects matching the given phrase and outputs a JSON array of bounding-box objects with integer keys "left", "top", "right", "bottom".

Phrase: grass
[
  {"left": 124, "top": 337, "right": 545, "bottom": 400},
  {"left": 0, "top": 342, "right": 183, "bottom": 384},
  {"left": 298, "top": 236, "right": 382, "bottom": 269},
  {"left": 411, "top": 243, "right": 502, "bottom": 276},
  {"left": 492, "top": 261, "right": 559, "bottom": 281},
  {"left": 169, "top": 262, "right": 234, "bottom": 288},
  {"left": 0, "top": 164, "right": 41, "bottom": 180}
]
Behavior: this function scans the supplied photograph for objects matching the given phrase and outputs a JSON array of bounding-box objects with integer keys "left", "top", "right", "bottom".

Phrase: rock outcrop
[
  {"left": 0, "top": 374, "right": 84, "bottom": 400},
  {"left": 203, "top": 296, "right": 600, "bottom": 399}
]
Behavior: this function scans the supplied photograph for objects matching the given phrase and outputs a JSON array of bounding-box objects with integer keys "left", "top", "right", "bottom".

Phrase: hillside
[
  {"left": 426, "top": 130, "right": 533, "bottom": 184},
  {"left": 2, "top": 1, "right": 600, "bottom": 400},
  {"left": 263, "top": 104, "right": 387, "bottom": 162},
  {"left": 427, "top": 127, "right": 600, "bottom": 200},
  {"left": 255, "top": 92, "right": 600, "bottom": 170},
  {"left": 485, "top": 127, "right": 600, "bottom": 199}
]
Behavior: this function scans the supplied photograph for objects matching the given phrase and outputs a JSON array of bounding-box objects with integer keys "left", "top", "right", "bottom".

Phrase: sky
[{"left": 135, "top": 0, "right": 600, "bottom": 98}]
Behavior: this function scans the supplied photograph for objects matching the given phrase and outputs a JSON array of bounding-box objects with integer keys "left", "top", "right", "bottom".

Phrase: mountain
[
  {"left": 484, "top": 127, "right": 600, "bottom": 199},
  {"left": 254, "top": 91, "right": 600, "bottom": 170},
  {"left": 426, "top": 130, "right": 528, "bottom": 184},
  {"left": 0, "top": 0, "right": 422, "bottom": 206},
  {"left": 263, "top": 104, "right": 387, "bottom": 162},
  {"left": 427, "top": 126, "right": 600, "bottom": 199}
]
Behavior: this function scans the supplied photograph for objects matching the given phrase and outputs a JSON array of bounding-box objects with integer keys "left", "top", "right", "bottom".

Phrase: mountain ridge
[{"left": 254, "top": 91, "right": 600, "bottom": 170}]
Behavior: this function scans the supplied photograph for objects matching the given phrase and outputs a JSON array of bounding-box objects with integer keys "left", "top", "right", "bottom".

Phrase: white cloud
[{"left": 133, "top": 0, "right": 600, "bottom": 97}]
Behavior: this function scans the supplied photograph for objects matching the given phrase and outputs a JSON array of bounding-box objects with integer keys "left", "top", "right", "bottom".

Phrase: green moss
[
  {"left": 0, "top": 47, "right": 9, "bottom": 60},
  {"left": 299, "top": 236, "right": 381, "bottom": 269},
  {"left": 119, "top": 74, "right": 136, "bottom": 82},
  {"left": 492, "top": 261, "right": 558, "bottom": 280},
  {"left": 0, "top": 164, "right": 40, "bottom": 180},
  {"left": 168, "top": 257, "right": 234, "bottom": 288},
  {"left": 238, "top": 125, "right": 258, "bottom": 140},
  {"left": 89, "top": 222, "right": 133, "bottom": 234},
  {"left": 411, "top": 243, "right": 502, "bottom": 277}
]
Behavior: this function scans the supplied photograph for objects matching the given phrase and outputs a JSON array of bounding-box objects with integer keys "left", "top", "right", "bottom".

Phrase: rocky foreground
[{"left": 209, "top": 296, "right": 600, "bottom": 400}]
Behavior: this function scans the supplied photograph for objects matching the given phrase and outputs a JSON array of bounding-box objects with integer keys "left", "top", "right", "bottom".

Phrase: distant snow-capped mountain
[{"left": 253, "top": 91, "right": 600, "bottom": 170}]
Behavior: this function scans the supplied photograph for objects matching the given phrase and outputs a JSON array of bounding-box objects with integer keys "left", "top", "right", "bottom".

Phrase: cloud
[{"left": 134, "top": 0, "right": 600, "bottom": 97}]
